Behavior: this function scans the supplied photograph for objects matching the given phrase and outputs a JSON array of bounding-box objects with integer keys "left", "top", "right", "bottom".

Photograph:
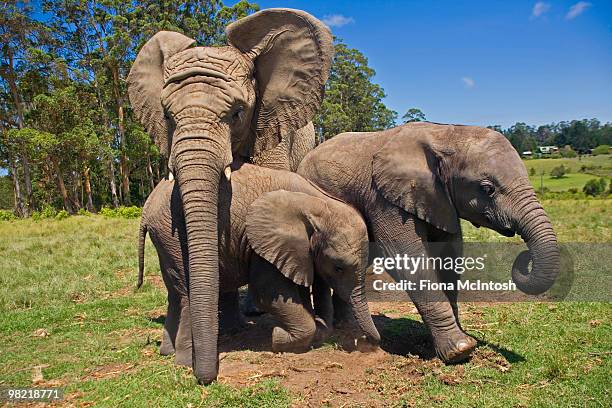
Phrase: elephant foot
[
  {"left": 174, "top": 349, "right": 192, "bottom": 367},
  {"left": 159, "top": 329, "right": 175, "bottom": 356},
  {"left": 271, "top": 326, "right": 314, "bottom": 353},
  {"left": 433, "top": 331, "right": 477, "bottom": 363}
]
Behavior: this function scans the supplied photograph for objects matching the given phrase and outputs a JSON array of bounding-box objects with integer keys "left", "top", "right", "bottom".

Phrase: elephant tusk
[
  {"left": 224, "top": 166, "right": 232, "bottom": 182},
  {"left": 168, "top": 172, "right": 174, "bottom": 181}
]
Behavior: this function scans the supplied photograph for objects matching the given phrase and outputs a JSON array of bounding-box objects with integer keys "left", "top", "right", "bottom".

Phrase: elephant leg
[
  {"left": 174, "top": 296, "right": 192, "bottom": 367},
  {"left": 160, "top": 267, "right": 180, "bottom": 356},
  {"left": 250, "top": 256, "right": 317, "bottom": 353},
  {"left": 219, "top": 290, "right": 245, "bottom": 333},
  {"left": 370, "top": 209, "right": 476, "bottom": 363},
  {"left": 431, "top": 232, "right": 464, "bottom": 326}
]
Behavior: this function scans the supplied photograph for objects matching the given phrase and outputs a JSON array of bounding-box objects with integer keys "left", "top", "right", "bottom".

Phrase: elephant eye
[
  {"left": 231, "top": 106, "right": 244, "bottom": 123},
  {"left": 334, "top": 265, "right": 344, "bottom": 273},
  {"left": 481, "top": 181, "right": 495, "bottom": 196}
]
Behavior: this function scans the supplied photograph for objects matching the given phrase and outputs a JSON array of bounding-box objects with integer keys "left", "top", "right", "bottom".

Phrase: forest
[{"left": 1, "top": 1, "right": 610, "bottom": 216}]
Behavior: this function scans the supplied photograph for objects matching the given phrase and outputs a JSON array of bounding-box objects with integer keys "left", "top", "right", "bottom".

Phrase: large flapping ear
[
  {"left": 372, "top": 126, "right": 459, "bottom": 233},
  {"left": 127, "top": 31, "right": 195, "bottom": 158},
  {"left": 246, "top": 190, "right": 329, "bottom": 287},
  {"left": 226, "top": 8, "right": 333, "bottom": 157}
]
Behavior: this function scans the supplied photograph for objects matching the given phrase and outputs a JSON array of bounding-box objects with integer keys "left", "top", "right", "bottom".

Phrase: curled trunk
[{"left": 511, "top": 193, "right": 560, "bottom": 295}]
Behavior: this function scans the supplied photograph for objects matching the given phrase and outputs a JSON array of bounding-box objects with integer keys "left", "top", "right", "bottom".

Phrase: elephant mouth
[
  {"left": 470, "top": 221, "right": 514, "bottom": 237},
  {"left": 495, "top": 227, "right": 515, "bottom": 237}
]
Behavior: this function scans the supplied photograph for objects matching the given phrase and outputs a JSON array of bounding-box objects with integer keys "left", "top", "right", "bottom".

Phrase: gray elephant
[
  {"left": 297, "top": 122, "right": 560, "bottom": 363},
  {"left": 127, "top": 9, "right": 333, "bottom": 383},
  {"left": 137, "top": 163, "right": 380, "bottom": 366}
]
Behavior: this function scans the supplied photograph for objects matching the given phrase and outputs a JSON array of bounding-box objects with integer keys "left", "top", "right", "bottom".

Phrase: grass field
[
  {"left": 523, "top": 155, "right": 611, "bottom": 192},
  {"left": 0, "top": 200, "right": 610, "bottom": 407}
]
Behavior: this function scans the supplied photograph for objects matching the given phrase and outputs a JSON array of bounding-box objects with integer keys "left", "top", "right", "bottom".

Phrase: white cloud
[
  {"left": 566, "top": 2, "right": 592, "bottom": 19},
  {"left": 531, "top": 2, "right": 551, "bottom": 18},
  {"left": 321, "top": 14, "right": 355, "bottom": 28},
  {"left": 462, "top": 77, "right": 475, "bottom": 89}
]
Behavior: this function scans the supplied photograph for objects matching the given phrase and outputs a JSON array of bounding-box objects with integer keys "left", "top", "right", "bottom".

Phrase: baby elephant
[{"left": 138, "top": 163, "right": 379, "bottom": 366}]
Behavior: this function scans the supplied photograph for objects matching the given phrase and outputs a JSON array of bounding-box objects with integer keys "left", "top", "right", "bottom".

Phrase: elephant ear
[
  {"left": 127, "top": 31, "right": 195, "bottom": 158},
  {"left": 226, "top": 8, "right": 333, "bottom": 157},
  {"left": 246, "top": 190, "right": 329, "bottom": 287},
  {"left": 372, "top": 127, "right": 459, "bottom": 233}
]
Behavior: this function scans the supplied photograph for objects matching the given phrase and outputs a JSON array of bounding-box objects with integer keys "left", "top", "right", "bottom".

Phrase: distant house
[
  {"left": 538, "top": 146, "right": 559, "bottom": 154},
  {"left": 522, "top": 151, "right": 533, "bottom": 157}
]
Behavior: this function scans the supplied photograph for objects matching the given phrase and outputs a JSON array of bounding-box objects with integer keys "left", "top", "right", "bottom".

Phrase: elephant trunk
[
  {"left": 173, "top": 135, "right": 229, "bottom": 384},
  {"left": 510, "top": 189, "right": 560, "bottom": 295},
  {"left": 348, "top": 275, "right": 381, "bottom": 344}
]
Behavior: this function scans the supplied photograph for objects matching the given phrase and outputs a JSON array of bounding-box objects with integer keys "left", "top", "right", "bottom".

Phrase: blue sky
[{"left": 256, "top": 0, "right": 611, "bottom": 128}]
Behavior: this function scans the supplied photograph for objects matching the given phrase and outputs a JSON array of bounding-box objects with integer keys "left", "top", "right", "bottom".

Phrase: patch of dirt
[
  {"left": 122, "top": 299, "right": 512, "bottom": 406},
  {"left": 209, "top": 303, "right": 446, "bottom": 407}
]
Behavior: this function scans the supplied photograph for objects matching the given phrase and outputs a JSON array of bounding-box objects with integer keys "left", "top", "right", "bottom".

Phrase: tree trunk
[
  {"left": 7, "top": 156, "right": 25, "bottom": 217},
  {"left": 108, "top": 158, "right": 120, "bottom": 208},
  {"left": 5, "top": 48, "right": 33, "bottom": 214},
  {"left": 111, "top": 65, "right": 130, "bottom": 206},
  {"left": 52, "top": 158, "right": 73, "bottom": 213},
  {"left": 84, "top": 166, "right": 95, "bottom": 212}
]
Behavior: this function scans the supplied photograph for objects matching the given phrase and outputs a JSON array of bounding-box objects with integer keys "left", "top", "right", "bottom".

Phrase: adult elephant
[
  {"left": 298, "top": 122, "right": 561, "bottom": 363},
  {"left": 127, "top": 9, "right": 333, "bottom": 384}
]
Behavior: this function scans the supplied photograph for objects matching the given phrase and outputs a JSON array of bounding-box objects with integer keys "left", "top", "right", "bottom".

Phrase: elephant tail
[{"left": 137, "top": 221, "right": 147, "bottom": 289}]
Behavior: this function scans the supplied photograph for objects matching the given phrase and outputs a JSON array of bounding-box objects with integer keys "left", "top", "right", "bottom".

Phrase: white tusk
[
  {"left": 224, "top": 166, "right": 232, "bottom": 181},
  {"left": 168, "top": 172, "right": 174, "bottom": 181}
]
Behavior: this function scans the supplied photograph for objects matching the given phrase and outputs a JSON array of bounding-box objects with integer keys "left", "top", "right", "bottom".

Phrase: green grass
[
  {"left": 523, "top": 155, "right": 611, "bottom": 193},
  {"left": 0, "top": 200, "right": 610, "bottom": 407},
  {"left": 523, "top": 155, "right": 612, "bottom": 176},
  {"left": 529, "top": 172, "right": 601, "bottom": 192}
]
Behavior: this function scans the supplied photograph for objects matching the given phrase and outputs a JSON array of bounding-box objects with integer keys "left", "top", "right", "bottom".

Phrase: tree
[
  {"left": 402, "top": 108, "right": 426, "bottom": 123},
  {"left": 315, "top": 39, "right": 397, "bottom": 141},
  {"left": 550, "top": 165, "right": 567, "bottom": 179},
  {"left": 0, "top": 1, "right": 50, "bottom": 214},
  {"left": 583, "top": 178, "right": 607, "bottom": 196},
  {"left": 504, "top": 122, "right": 537, "bottom": 154}
]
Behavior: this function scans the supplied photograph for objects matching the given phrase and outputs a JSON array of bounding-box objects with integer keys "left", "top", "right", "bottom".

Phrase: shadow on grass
[
  {"left": 373, "top": 314, "right": 525, "bottom": 364},
  {"left": 143, "top": 311, "right": 524, "bottom": 364}
]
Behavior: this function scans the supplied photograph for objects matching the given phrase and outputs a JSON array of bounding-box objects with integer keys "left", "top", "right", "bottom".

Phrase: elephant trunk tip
[{"left": 511, "top": 249, "right": 559, "bottom": 295}]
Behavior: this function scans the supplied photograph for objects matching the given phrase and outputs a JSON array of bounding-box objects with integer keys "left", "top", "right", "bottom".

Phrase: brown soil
[{"left": 209, "top": 299, "right": 493, "bottom": 407}]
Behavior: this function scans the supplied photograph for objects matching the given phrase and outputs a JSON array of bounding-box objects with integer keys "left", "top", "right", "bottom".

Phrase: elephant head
[
  {"left": 246, "top": 190, "right": 381, "bottom": 344},
  {"left": 127, "top": 9, "right": 333, "bottom": 384},
  {"left": 373, "top": 123, "right": 560, "bottom": 295}
]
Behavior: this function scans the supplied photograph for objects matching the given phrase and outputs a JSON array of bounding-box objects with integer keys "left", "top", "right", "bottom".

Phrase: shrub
[
  {"left": 100, "top": 206, "right": 142, "bottom": 219},
  {"left": 55, "top": 210, "right": 69, "bottom": 220},
  {"left": 583, "top": 178, "right": 608, "bottom": 196},
  {"left": 550, "top": 165, "right": 567, "bottom": 179},
  {"left": 32, "top": 205, "right": 59, "bottom": 221},
  {"left": 591, "top": 145, "right": 610, "bottom": 155},
  {"left": 40, "top": 205, "right": 58, "bottom": 219},
  {"left": 0, "top": 210, "right": 17, "bottom": 221},
  {"left": 77, "top": 208, "right": 92, "bottom": 216},
  {"left": 539, "top": 190, "right": 587, "bottom": 200},
  {"left": 529, "top": 167, "right": 536, "bottom": 176}
]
